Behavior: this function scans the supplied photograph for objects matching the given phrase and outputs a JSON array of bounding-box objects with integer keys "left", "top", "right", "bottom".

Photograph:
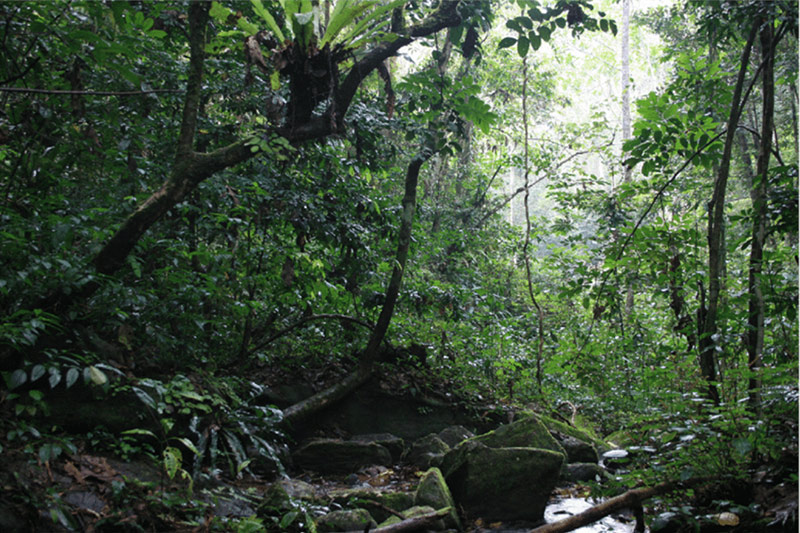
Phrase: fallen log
[
  {"left": 340, "top": 507, "right": 452, "bottom": 533},
  {"left": 530, "top": 478, "right": 711, "bottom": 533}
]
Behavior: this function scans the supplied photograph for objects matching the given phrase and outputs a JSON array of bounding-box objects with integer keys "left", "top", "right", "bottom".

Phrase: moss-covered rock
[
  {"left": 437, "top": 425, "right": 474, "bottom": 448},
  {"left": 470, "top": 414, "right": 566, "bottom": 458},
  {"left": 538, "top": 413, "right": 609, "bottom": 452},
  {"left": 351, "top": 433, "right": 405, "bottom": 462},
  {"left": 407, "top": 433, "right": 450, "bottom": 469},
  {"left": 316, "top": 508, "right": 376, "bottom": 532},
  {"left": 414, "top": 467, "right": 460, "bottom": 530},
  {"left": 442, "top": 442, "right": 564, "bottom": 522},
  {"left": 262, "top": 479, "right": 320, "bottom": 510},
  {"left": 328, "top": 487, "right": 414, "bottom": 523},
  {"left": 377, "top": 505, "right": 444, "bottom": 530},
  {"left": 293, "top": 438, "right": 392, "bottom": 474}
]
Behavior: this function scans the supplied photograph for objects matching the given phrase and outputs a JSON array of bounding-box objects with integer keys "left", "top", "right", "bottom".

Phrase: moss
[
  {"left": 537, "top": 413, "right": 610, "bottom": 451},
  {"left": 414, "top": 467, "right": 460, "bottom": 529},
  {"left": 472, "top": 413, "right": 567, "bottom": 458}
]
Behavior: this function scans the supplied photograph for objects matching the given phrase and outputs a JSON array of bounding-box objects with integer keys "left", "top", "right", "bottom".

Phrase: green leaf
[
  {"left": 517, "top": 36, "right": 529, "bottom": 57},
  {"left": 49, "top": 367, "right": 62, "bottom": 388},
  {"left": 251, "top": 0, "right": 286, "bottom": 42},
  {"left": 7, "top": 369, "right": 27, "bottom": 390},
  {"left": 732, "top": 438, "right": 752, "bottom": 456},
  {"left": 279, "top": 510, "right": 299, "bottom": 529},
  {"left": 163, "top": 446, "right": 181, "bottom": 479},
  {"left": 600, "top": 19, "right": 608, "bottom": 32},
  {"left": 122, "top": 428, "right": 157, "bottom": 438},
  {"left": 29, "top": 389, "right": 44, "bottom": 401},
  {"left": 132, "top": 387, "right": 157, "bottom": 409},
  {"left": 65, "top": 367, "right": 79, "bottom": 388},
  {"left": 174, "top": 437, "right": 200, "bottom": 456},
  {"left": 530, "top": 33, "right": 541, "bottom": 51},
  {"left": 89, "top": 366, "right": 108, "bottom": 386},
  {"left": 31, "top": 364, "right": 45, "bottom": 382},
  {"left": 498, "top": 37, "right": 516, "bottom": 49}
]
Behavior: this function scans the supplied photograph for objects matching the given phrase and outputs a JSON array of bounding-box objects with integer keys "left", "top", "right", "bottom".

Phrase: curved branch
[{"left": 333, "top": 0, "right": 462, "bottom": 125}]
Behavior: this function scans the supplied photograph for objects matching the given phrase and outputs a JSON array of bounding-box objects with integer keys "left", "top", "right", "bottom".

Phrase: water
[{"left": 544, "top": 497, "right": 639, "bottom": 533}]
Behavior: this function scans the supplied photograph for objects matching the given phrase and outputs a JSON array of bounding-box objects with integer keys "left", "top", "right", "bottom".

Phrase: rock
[
  {"left": 565, "top": 462, "right": 607, "bottom": 483},
  {"left": 414, "top": 467, "right": 460, "bottom": 529},
  {"left": 316, "top": 508, "right": 377, "bottom": 532},
  {"left": 538, "top": 413, "right": 610, "bottom": 453},
  {"left": 329, "top": 489, "right": 414, "bottom": 523},
  {"left": 442, "top": 441, "right": 564, "bottom": 522},
  {"left": 263, "top": 479, "right": 319, "bottom": 510},
  {"left": 293, "top": 438, "right": 392, "bottom": 474},
  {"left": 553, "top": 432, "right": 599, "bottom": 463},
  {"left": 601, "top": 449, "right": 630, "bottom": 472},
  {"left": 377, "top": 505, "right": 444, "bottom": 530},
  {"left": 351, "top": 433, "right": 405, "bottom": 462},
  {"left": 407, "top": 433, "right": 450, "bottom": 469},
  {"left": 437, "top": 425, "right": 475, "bottom": 448},
  {"left": 471, "top": 414, "right": 566, "bottom": 459}
]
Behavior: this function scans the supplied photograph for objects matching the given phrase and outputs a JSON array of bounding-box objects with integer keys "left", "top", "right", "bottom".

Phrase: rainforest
[{"left": 0, "top": 1, "right": 797, "bottom": 532}]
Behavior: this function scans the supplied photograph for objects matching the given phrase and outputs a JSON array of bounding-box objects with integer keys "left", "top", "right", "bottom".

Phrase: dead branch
[{"left": 529, "top": 478, "right": 712, "bottom": 533}]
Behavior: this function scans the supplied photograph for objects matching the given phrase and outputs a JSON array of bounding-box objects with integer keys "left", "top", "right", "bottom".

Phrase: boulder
[
  {"left": 316, "top": 509, "right": 376, "bottom": 532},
  {"left": 538, "top": 414, "right": 611, "bottom": 454},
  {"left": 437, "top": 425, "right": 474, "bottom": 448},
  {"left": 552, "top": 432, "right": 599, "bottom": 463},
  {"left": 407, "top": 433, "right": 450, "bottom": 469},
  {"left": 351, "top": 433, "right": 405, "bottom": 462},
  {"left": 442, "top": 441, "right": 564, "bottom": 522},
  {"left": 328, "top": 487, "right": 414, "bottom": 523},
  {"left": 471, "top": 414, "right": 566, "bottom": 459},
  {"left": 293, "top": 438, "right": 392, "bottom": 474},
  {"left": 262, "top": 479, "right": 320, "bottom": 510},
  {"left": 414, "top": 467, "right": 460, "bottom": 530}
]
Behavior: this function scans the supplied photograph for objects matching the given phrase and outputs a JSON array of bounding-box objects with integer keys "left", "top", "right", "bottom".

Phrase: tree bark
[
  {"left": 746, "top": 17, "right": 775, "bottom": 412},
  {"left": 621, "top": 0, "right": 634, "bottom": 317},
  {"left": 699, "top": 21, "right": 759, "bottom": 406},
  {"left": 282, "top": 148, "right": 433, "bottom": 427}
]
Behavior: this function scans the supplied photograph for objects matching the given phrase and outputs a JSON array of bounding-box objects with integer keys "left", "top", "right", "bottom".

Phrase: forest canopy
[{"left": 0, "top": 0, "right": 797, "bottom": 531}]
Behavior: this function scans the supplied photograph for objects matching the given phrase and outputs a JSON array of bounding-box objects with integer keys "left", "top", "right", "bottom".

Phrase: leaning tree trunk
[
  {"left": 281, "top": 148, "right": 433, "bottom": 427},
  {"left": 746, "top": 18, "right": 775, "bottom": 412},
  {"left": 699, "top": 21, "right": 759, "bottom": 406}
]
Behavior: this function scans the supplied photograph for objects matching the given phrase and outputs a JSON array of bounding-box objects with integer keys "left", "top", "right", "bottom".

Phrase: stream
[
  {"left": 543, "top": 496, "right": 638, "bottom": 532},
  {"left": 472, "top": 492, "right": 639, "bottom": 533}
]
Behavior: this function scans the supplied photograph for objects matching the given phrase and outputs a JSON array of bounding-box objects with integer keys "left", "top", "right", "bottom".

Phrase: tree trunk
[
  {"left": 282, "top": 149, "right": 432, "bottom": 427},
  {"left": 700, "top": 21, "right": 759, "bottom": 406},
  {"left": 621, "top": 0, "right": 634, "bottom": 317},
  {"left": 746, "top": 18, "right": 775, "bottom": 412}
]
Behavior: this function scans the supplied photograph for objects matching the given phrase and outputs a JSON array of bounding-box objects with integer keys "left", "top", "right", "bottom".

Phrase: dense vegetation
[{"left": 0, "top": 0, "right": 796, "bottom": 531}]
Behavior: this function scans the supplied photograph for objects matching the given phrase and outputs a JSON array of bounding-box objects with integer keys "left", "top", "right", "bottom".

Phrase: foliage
[{"left": 0, "top": 0, "right": 796, "bottom": 528}]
